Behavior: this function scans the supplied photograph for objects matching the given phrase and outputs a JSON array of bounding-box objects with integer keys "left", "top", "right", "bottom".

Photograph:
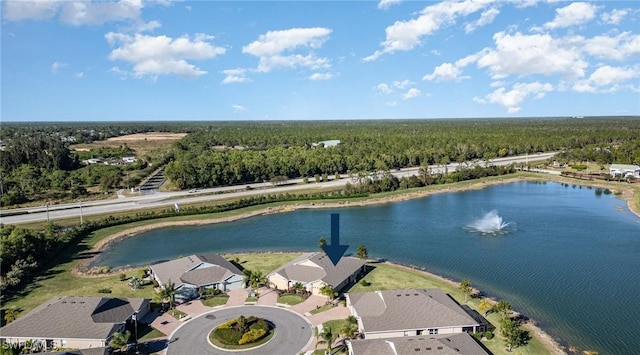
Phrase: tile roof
[
  {"left": 348, "top": 289, "right": 480, "bottom": 333},
  {"left": 269, "top": 252, "right": 364, "bottom": 288},
  {"left": 0, "top": 297, "right": 148, "bottom": 340},
  {"left": 150, "top": 254, "right": 242, "bottom": 288},
  {"left": 348, "top": 333, "right": 490, "bottom": 355}
]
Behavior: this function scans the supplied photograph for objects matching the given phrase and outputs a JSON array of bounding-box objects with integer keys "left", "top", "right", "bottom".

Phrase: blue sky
[{"left": 2, "top": 0, "right": 639, "bottom": 122}]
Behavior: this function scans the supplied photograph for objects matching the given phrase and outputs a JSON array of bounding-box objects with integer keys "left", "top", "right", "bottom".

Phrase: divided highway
[{"left": 0, "top": 152, "right": 557, "bottom": 225}]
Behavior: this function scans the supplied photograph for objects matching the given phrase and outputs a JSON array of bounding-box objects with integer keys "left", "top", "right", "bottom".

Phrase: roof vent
[
  {"left": 426, "top": 348, "right": 431, "bottom": 351},
  {"left": 414, "top": 349, "right": 420, "bottom": 352},
  {"left": 437, "top": 347, "right": 443, "bottom": 350},
  {"left": 406, "top": 294, "right": 410, "bottom": 296}
]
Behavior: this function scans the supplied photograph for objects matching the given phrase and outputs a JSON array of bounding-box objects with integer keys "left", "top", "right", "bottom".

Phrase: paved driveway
[{"left": 167, "top": 306, "right": 313, "bottom": 355}]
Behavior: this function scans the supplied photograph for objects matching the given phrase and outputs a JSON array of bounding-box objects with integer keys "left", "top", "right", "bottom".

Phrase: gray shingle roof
[
  {"left": 348, "top": 333, "right": 490, "bottom": 355},
  {"left": 150, "top": 254, "right": 242, "bottom": 288},
  {"left": 269, "top": 252, "right": 364, "bottom": 288},
  {"left": 0, "top": 297, "right": 148, "bottom": 340},
  {"left": 348, "top": 289, "right": 480, "bottom": 333}
]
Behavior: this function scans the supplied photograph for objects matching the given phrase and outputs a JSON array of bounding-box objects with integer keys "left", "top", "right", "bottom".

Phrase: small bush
[
  {"left": 119, "top": 273, "right": 127, "bottom": 281},
  {"left": 218, "top": 319, "right": 237, "bottom": 329},
  {"left": 472, "top": 332, "right": 482, "bottom": 340},
  {"left": 485, "top": 331, "right": 494, "bottom": 340},
  {"left": 213, "top": 328, "right": 242, "bottom": 345},
  {"left": 238, "top": 328, "right": 266, "bottom": 345},
  {"left": 360, "top": 280, "right": 371, "bottom": 286},
  {"left": 97, "top": 288, "right": 112, "bottom": 293},
  {"left": 250, "top": 319, "right": 269, "bottom": 332},
  {"left": 152, "top": 279, "right": 159, "bottom": 287}
]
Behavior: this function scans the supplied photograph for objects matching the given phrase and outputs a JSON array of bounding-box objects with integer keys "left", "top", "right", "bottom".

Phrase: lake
[{"left": 91, "top": 181, "right": 640, "bottom": 354}]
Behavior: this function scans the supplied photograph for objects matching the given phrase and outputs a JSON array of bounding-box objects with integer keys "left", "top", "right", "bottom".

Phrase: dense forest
[
  {"left": 164, "top": 117, "right": 640, "bottom": 188},
  {"left": 1, "top": 117, "right": 639, "bottom": 205}
]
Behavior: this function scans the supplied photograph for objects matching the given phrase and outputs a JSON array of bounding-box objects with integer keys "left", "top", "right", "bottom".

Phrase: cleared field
[{"left": 70, "top": 132, "right": 185, "bottom": 159}]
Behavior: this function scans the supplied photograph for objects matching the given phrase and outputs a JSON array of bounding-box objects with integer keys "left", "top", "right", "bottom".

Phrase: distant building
[
  {"left": 312, "top": 140, "right": 341, "bottom": 148},
  {"left": 122, "top": 156, "right": 137, "bottom": 163},
  {"left": 346, "top": 289, "right": 486, "bottom": 339},
  {"left": 609, "top": 164, "right": 640, "bottom": 178},
  {"left": 0, "top": 296, "right": 150, "bottom": 352},
  {"left": 84, "top": 158, "right": 102, "bottom": 164},
  {"left": 150, "top": 254, "right": 244, "bottom": 301},
  {"left": 267, "top": 252, "right": 365, "bottom": 296}
]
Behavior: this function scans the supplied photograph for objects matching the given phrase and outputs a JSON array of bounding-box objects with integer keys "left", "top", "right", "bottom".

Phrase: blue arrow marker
[{"left": 322, "top": 213, "right": 349, "bottom": 266}]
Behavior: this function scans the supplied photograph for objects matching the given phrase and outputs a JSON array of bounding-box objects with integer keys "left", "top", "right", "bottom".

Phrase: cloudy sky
[{"left": 2, "top": 0, "right": 639, "bottom": 121}]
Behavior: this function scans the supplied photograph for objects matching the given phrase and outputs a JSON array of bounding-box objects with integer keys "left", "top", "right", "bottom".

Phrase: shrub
[
  {"left": 360, "top": 280, "right": 371, "bottom": 286},
  {"left": 485, "top": 331, "right": 494, "bottom": 340},
  {"left": 119, "top": 273, "right": 127, "bottom": 281},
  {"left": 238, "top": 328, "right": 266, "bottom": 345},
  {"left": 250, "top": 319, "right": 269, "bottom": 332},
  {"left": 97, "top": 288, "right": 112, "bottom": 293},
  {"left": 472, "top": 332, "right": 482, "bottom": 340},
  {"left": 213, "top": 328, "right": 242, "bottom": 345},
  {"left": 218, "top": 319, "right": 237, "bottom": 329},
  {"left": 152, "top": 279, "right": 159, "bottom": 287}
]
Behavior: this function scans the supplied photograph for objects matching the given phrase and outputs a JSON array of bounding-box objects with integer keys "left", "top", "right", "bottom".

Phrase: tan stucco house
[
  {"left": 150, "top": 254, "right": 244, "bottom": 301},
  {"left": 346, "top": 289, "right": 486, "bottom": 339},
  {"left": 0, "top": 296, "right": 150, "bottom": 352},
  {"left": 346, "top": 333, "right": 490, "bottom": 355},
  {"left": 267, "top": 252, "right": 365, "bottom": 296}
]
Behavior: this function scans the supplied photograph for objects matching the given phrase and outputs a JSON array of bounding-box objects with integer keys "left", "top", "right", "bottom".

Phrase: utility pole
[
  {"left": 79, "top": 200, "right": 83, "bottom": 225},
  {"left": 46, "top": 203, "right": 50, "bottom": 222}
]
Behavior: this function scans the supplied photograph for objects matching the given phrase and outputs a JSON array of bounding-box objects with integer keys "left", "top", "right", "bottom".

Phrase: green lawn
[
  {"left": 201, "top": 295, "right": 230, "bottom": 307},
  {"left": 229, "top": 253, "right": 301, "bottom": 275},
  {"left": 277, "top": 294, "right": 305, "bottom": 306},
  {"left": 167, "top": 309, "right": 187, "bottom": 320},
  {"left": 137, "top": 324, "right": 166, "bottom": 341},
  {"left": 310, "top": 303, "right": 334, "bottom": 315},
  {"left": 245, "top": 296, "right": 258, "bottom": 303}
]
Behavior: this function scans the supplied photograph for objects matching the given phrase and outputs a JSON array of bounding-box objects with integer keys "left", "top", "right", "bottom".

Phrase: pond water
[{"left": 91, "top": 181, "right": 640, "bottom": 354}]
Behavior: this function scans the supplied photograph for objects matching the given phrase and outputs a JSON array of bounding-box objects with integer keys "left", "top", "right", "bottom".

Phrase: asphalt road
[
  {"left": 166, "top": 306, "right": 313, "bottom": 355},
  {"left": 0, "top": 152, "right": 558, "bottom": 225}
]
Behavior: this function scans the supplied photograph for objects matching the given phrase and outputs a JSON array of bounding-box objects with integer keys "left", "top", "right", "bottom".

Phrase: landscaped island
[{"left": 209, "top": 315, "right": 273, "bottom": 349}]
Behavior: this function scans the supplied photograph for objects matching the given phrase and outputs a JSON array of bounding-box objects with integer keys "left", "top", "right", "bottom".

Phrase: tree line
[{"left": 165, "top": 117, "right": 640, "bottom": 189}]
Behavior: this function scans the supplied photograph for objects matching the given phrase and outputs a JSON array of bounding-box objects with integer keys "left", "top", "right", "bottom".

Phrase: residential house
[
  {"left": 267, "top": 252, "right": 365, "bottom": 296},
  {"left": 609, "top": 164, "right": 640, "bottom": 178},
  {"left": 122, "top": 157, "right": 137, "bottom": 163},
  {"left": 0, "top": 296, "right": 150, "bottom": 352},
  {"left": 346, "top": 333, "right": 490, "bottom": 355},
  {"left": 346, "top": 289, "right": 486, "bottom": 339},
  {"left": 149, "top": 254, "right": 244, "bottom": 301}
]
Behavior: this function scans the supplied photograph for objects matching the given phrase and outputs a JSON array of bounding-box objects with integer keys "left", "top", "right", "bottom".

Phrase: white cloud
[
  {"left": 232, "top": 104, "right": 247, "bottom": 113},
  {"left": 423, "top": 62, "right": 466, "bottom": 82},
  {"left": 465, "top": 7, "right": 499, "bottom": 33},
  {"left": 242, "top": 27, "right": 332, "bottom": 73},
  {"left": 3, "top": 0, "right": 144, "bottom": 25},
  {"left": 378, "top": 0, "right": 402, "bottom": 10},
  {"left": 222, "top": 68, "right": 250, "bottom": 84},
  {"left": 572, "top": 65, "right": 640, "bottom": 92},
  {"left": 402, "top": 88, "right": 421, "bottom": 100},
  {"left": 375, "top": 83, "right": 393, "bottom": 94},
  {"left": 3, "top": 0, "right": 62, "bottom": 21},
  {"left": 393, "top": 79, "right": 413, "bottom": 89},
  {"left": 106, "top": 32, "right": 226, "bottom": 79},
  {"left": 135, "top": 20, "right": 161, "bottom": 32},
  {"left": 74, "top": 72, "right": 84, "bottom": 78},
  {"left": 580, "top": 32, "right": 640, "bottom": 61},
  {"left": 543, "top": 2, "right": 597, "bottom": 30},
  {"left": 51, "top": 61, "right": 67, "bottom": 73},
  {"left": 309, "top": 72, "right": 334, "bottom": 80},
  {"left": 476, "top": 31, "right": 588, "bottom": 80},
  {"left": 364, "top": 0, "right": 494, "bottom": 61},
  {"left": 601, "top": 9, "right": 628, "bottom": 25},
  {"left": 475, "top": 81, "right": 553, "bottom": 113}
]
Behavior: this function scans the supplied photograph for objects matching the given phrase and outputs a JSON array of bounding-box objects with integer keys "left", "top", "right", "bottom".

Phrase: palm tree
[
  {"left": 320, "top": 285, "right": 336, "bottom": 300},
  {"left": 160, "top": 280, "right": 177, "bottom": 310},
  {"left": 244, "top": 269, "right": 267, "bottom": 289},
  {"left": 292, "top": 282, "right": 304, "bottom": 294},
  {"left": 479, "top": 299, "right": 492, "bottom": 316},
  {"left": 495, "top": 300, "right": 512, "bottom": 320},
  {"left": 3, "top": 308, "right": 19, "bottom": 324},
  {"left": 108, "top": 331, "right": 131, "bottom": 352},
  {"left": 459, "top": 279, "right": 472, "bottom": 303},
  {"left": 340, "top": 322, "right": 358, "bottom": 340},
  {"left": 316, "top": 326, "right": 336, "bottom": 353}
]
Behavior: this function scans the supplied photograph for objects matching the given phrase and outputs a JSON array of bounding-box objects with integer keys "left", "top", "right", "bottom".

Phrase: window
[{"left": 428, "top": 329, "right": 438, "bottom": 335}]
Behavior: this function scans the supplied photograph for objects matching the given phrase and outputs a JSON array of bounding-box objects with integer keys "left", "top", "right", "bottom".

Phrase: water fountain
[{"left": 464, "top": 210, "right": 516, "bottom": 235}]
